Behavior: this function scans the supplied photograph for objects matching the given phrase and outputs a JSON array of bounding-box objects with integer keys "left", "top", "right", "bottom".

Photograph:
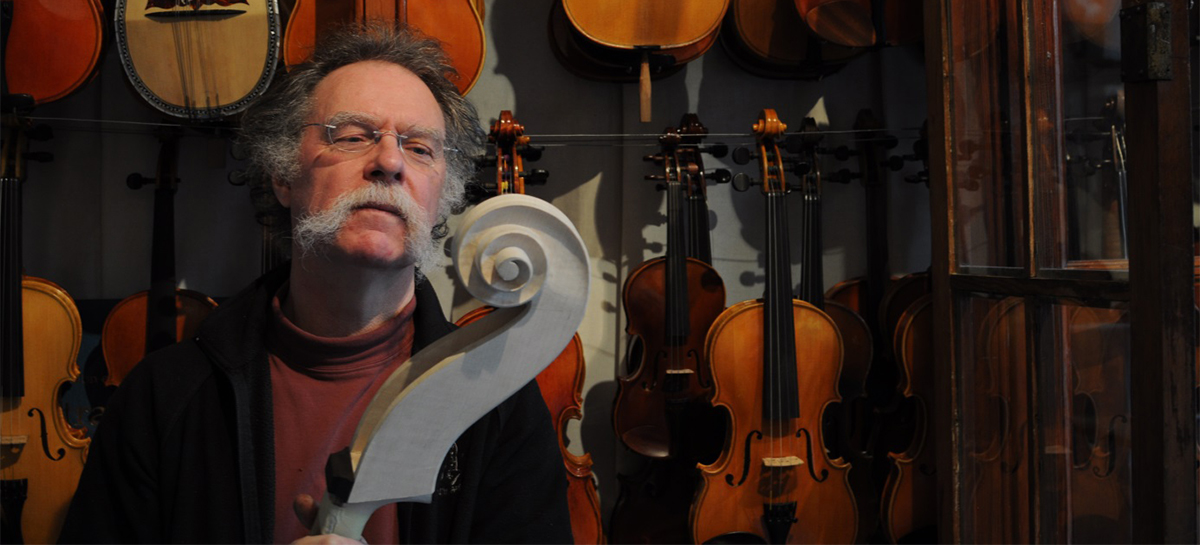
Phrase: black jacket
[{"left": 59, "top": 266, "right": 573, "bottom": 544}]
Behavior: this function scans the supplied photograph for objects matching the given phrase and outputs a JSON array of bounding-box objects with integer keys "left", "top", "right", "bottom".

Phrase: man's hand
[{"left": 289, "top": 494, "right": 364, "bottom": 545}]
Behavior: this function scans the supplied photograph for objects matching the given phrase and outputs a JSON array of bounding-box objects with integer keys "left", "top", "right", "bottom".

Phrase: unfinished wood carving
[{"left": 312, "top": 194, "right": 591, "bottom": 539}]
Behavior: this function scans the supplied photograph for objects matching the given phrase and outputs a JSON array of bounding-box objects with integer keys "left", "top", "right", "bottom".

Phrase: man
[{"left": 60, "top": 23, "right": 573, "bottom": 544}]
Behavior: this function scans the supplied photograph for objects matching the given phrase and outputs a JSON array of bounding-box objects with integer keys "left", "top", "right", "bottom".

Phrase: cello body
[
  {"left": 115, "top": 0, "right": 280, "bottom": 119},
  {"left": 3, "top": 0, "right": 104, "bottom": 105},
  {"left": 1, "top": 277, "right": 88, "bottom": 545},
  {"left": 283, "top": 0, "right": 485, "bottom": 95}
]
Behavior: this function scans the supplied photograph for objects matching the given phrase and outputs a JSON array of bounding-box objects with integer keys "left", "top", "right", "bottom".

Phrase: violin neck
[
  {"left": 664, "top": 179, "right": 690, "bottom": 345},
  {"left": 687, "top": 193, "right": 712, "bottom": 265},
  {"left": 798, "top": 178, "right": 825, "bottom": 310},
  {"left": 762, "top": 191, "right": 800, "bottom": 420},
  {"left": 1, "top": 172, "right": 24, "bottom": 397}
]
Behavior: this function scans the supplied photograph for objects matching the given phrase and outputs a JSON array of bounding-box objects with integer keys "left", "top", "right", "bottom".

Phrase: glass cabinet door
[{"left": 927, "top": 0, "right": 1196, "bottom": 542}]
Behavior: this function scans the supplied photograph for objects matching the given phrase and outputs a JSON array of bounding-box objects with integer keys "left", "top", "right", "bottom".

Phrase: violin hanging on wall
[
  {"left": 283, "top": 0, "right": 485, "bottom": 95},
  {"left": 559, "top": 0, "right": 729, "bottom": 122},
  {"left": 0, "top": 110, "right": 90, "bottom": 545},
  {"left": 101, "top": 131, "right": 217, "bottom": 388},
  {"left": 693, "top": 110, "right": 856, "bottom": 544},
  {"left": 3, "top": 0, "right": 105, "bottom": 106},
  {"left": 114, "top": 0, "right": 281, "bottom": 119},
  {"left": 457, "top": 111, "right": 604, "bottom": 545}
]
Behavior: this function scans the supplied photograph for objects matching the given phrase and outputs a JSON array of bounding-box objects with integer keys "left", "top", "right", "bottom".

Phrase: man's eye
[
  {"left": 405, "top": 143, "right": 435, "bottom": 157},
  {"left": 334, "top": 132, "right": 373, "bottom": 144}
]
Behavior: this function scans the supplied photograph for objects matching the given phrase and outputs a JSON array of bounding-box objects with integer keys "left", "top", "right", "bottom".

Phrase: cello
[
  {"left": 693, "top": 110, "right": 856, "bottom": 544},
  {"left": 283, "top": 0, "right": 485, "bottom": 95},
  {"left": 0, "top": 112, "right": 90, "bottom": 545},
  {"left": 100, "top": 132, "right": 217, "bottom": 388},
  {"left": 456, "top": 111, "right": 604, "bottom": 545},
  {"left": 2, "top": 0, "right": 104, "bottom": 106}
]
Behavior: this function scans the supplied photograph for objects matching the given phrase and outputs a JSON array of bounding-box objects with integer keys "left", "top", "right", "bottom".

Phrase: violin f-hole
[
  {"left": 27, "top": 409, "right": 64, "bottom": 461},
  {"left": 727, "top": 430, "right": 764, "bottom": 487}
]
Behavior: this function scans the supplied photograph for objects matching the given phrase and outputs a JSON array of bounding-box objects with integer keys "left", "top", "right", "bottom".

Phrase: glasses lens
[{"left": 327, "top": 122, "right": 376, "bottom": 153}]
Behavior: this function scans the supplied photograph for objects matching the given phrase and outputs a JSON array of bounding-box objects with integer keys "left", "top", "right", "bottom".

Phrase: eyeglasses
[{"left": 302, "top": 120, "right": 457, "bottom": 171}]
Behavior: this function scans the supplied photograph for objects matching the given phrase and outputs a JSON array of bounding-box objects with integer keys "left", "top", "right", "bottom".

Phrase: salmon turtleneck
[{"left": 267, "top": 282, "right": 416, "bottom": 544}]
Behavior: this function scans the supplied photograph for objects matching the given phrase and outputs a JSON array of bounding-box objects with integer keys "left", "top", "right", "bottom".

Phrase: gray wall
[{"left": 20, "top": 0, "right": 931, "bottom": 525}]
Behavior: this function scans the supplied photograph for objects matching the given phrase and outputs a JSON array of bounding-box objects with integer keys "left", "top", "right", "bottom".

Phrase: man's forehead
[{"left": 309, "top": 61, "right": 444, "bottom": 131}]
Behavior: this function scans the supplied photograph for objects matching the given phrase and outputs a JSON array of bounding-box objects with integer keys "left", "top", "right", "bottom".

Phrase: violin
[
  {"left": 614, "top": 116, "right": 727, "bottom": 461},
  {"left": 782, "top": 117, "right": 879, "bottom": 543},
  {"left": 792, "top": 0, "right": 875, "bottom": 48},
  {"left": 609, "top": 115, "right": 727, "bottom": 544},
  {"left": 2, "top": 0, "right": 104, "bottom": 105},
  {"left": 560, "top": 0, "right": 728, "bottom": 121},
  {"left": 879, "top": 294, "right": 936, "bottom": 543},
  {"left": 965, "top": 297, "right": 1031, "bottom": 542},
  {"left": 693, "top": 110, "right": 856, "bottom": 544},
  {"left": 0, "top": 112, "right": 90, "bottom": 545},
  {"left": 101, "top": 132, "right": 216, "bottom": 388},
  {"left": 720, "top": 0, "right": 864, "bottom": 80},
  {"left": 456, "top": 111, "right": 603, "bottom": 545},
  {"left": 283, "top": 0, "right": 485, "bottom": 95},
  {"left": 1065, "top": 305, "right": 1131, "bottom": 543},
  {"left": 114, "top": 0, "right": 281, "bottom": 119}
]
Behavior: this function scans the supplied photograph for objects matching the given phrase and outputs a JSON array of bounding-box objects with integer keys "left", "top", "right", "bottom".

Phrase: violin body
[
  {"left": 115, "top": 0, "right": 280, "bottom": 118},
  {"left": 100, "top": 289, "right": 217, "bottom": 387},
  {"left": 283, "top": 0, "right": 485, "bottom": 95},
  {"left": 3, "top": 0, "right": 104, "bottom": 105},
  {"left": 720, "top": 0, "right": 863, "bottom": 80},
  {"left": 880, "top": 295, "right": 935, "bottom": 543},
  {"left": 965, "top": 297, "right": 1030, "bottom": 542},
  {"left": 694, "top": 299, "right": 856, "bottom": 544},
  {"left": 1066, "top": 305, "right": 1131, "bottom": 543},
  {"left": 456, "top": 307, "right": 604, "bottom": 545},
  {"left": 1, "top": 277, "right": 88, "bottom": 545},
  {"left": 793, "top": 0, "right": 875, "bottom": 47},
  {"left": 615, "top": 256, "right": 725, "bottom": 459}
]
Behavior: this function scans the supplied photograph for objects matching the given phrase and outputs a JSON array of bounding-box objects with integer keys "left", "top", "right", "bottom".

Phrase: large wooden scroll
[{"left": 311, "top": 194, "right": 591, "bottom": 540}]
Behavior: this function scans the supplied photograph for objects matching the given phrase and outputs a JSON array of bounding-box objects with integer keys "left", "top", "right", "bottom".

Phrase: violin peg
[
  {"left": 702, "top": 143, "right": 729, "bottom": 158},
  {"left": 643, "top": 153, "right": 665, "bottom": 164},
  {"left": 126, "top": 173, "right": 152, "bottom": 190},
  {"left": 523, "top": 169, "right": 549, "bottom": 185},
  {"left": 645, "top": 174, "right": 667, "bottom": 182},
  {"left": 520, "top": 145, "right": 544, "bottom": 162},
  {"left": 731, "top": 147, "right": 754, "bottom": 165},
  {"left": 707, "top": 169, "right": 731, "bottom": 185},
  {"left": 731, "top": 173, "right": 755, "bottom": 192}
]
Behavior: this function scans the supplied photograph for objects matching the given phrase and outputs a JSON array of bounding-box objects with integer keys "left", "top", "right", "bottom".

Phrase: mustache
[{"left": 292, "top": 184, "right": 433, "bottom": 258}]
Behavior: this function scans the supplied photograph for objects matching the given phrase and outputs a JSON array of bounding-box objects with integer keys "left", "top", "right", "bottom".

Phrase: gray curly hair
[{"left": 239, "top": 21, "right": 484, "bottom": 256}]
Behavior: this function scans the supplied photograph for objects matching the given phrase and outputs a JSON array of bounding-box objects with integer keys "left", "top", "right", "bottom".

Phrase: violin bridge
[
  {"left": 0, "top": 436, "right": 28, "bottom": 468},
  {"left": 762, "top": 456, "right": 803, "bottom": 467},
  {"left": 665, "top": 369, "right": 695, "bottom": 374}
]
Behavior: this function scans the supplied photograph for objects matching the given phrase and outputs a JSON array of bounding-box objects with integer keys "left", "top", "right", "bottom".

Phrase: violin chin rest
[{"left": 703, "top": 532, "right": 768, "bottom": 545}]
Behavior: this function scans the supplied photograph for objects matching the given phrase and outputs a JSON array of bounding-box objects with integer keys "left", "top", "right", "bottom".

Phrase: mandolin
[
  {"left": 283, "top": 0, "right": 485, "bottom": 95},
  {"left": 456, "top": 111, "right": 603, "bottom": 545},
  {"left": 114, "top": 0, "right": 281, "bottom": 119}
]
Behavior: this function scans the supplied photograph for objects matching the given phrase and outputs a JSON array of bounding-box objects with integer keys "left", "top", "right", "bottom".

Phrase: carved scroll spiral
[{"left": 313, "top": 194, "right": 591, "bottom": 540}]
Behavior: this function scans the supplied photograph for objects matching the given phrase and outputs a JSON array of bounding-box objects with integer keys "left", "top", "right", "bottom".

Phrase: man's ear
[{"left": 272, "top": 176, "right": 291, "bottom": 209}]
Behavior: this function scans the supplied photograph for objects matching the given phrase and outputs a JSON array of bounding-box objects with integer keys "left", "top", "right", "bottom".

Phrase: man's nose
[{"left": 368, "top": 133, "right": 408, "bottom": 182}]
